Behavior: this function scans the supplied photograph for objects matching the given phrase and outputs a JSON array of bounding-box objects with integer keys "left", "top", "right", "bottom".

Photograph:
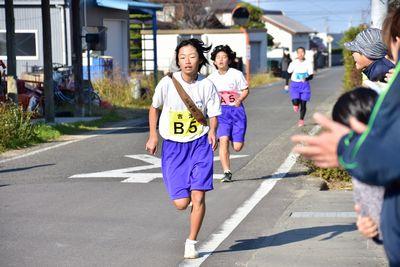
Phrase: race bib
[
  {"left": 295, "top": 72, "right": 309, "bottom": 80},
  {"left": 219, "top": 91, "right": 240, "bottom": 106},
  {"left": 169, "top": 110, "right": 202, "bottom": 137}
]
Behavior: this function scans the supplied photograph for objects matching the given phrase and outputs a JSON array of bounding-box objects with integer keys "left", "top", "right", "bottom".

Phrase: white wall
[
  {"left": 141, "top": 34, "right": 179, "bottom": 74},
  {"left": 142, "top": 31, "right": 267, "bottom": 75},
  {"left": 264, "top": 22, "right": 293, "bottom": 51}
]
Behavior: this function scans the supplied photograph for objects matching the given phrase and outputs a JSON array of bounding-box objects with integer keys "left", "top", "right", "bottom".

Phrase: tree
[
  {"left": 340, "top": 26, "right": 365, "bottom": 91},
  {"left": 236, "top": 3, "right": 265, "bottom": 29},
  {"left": 161, "top": 0, "right": 222, "bottom": 29}
]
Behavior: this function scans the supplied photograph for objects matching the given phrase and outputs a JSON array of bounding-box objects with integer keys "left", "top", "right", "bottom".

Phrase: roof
[
  {"left": 0, "top": 0, "right": 66, "bottom": 5},
  {"left": 262, "top": 13, "right": 315, "bottom": 34},
  {"left": 141, "top": 28, "right": 267, "bottom": 35},
  {"left": 147, "top": 0, "right": 240, "bottom": 13},
  {"left": 210, "top": 0, "right": 240, "bottom": 13},
  {"left": 96, "top": 0, "right": 163, "bottom": 11}
]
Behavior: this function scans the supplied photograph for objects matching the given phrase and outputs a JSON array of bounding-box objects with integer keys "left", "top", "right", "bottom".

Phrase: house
[
  {"left": 141, "top": 28, "right": 268, "bottom": 75},
  {"left": 262, "top": 10, "right": 315, "bottom": 52},
  {"left": 0, "top": 0, "right": 162, "bottom": 77}
]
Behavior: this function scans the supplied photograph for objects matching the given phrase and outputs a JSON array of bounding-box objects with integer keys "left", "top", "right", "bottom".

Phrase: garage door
[
  {"left": 103, "top": 19, "right": 128, "bottom": 75},
  {"left": 250, "top": 41, "right": 261, "bottom": 73}
]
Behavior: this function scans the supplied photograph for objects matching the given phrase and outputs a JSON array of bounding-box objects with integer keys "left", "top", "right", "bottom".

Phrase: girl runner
[
  {"left": 145, "top": 39, "right": 221, "bottom": 259},
  {"left": 287, "top": 47, "right": 314, "bottom": 127},
  {"left": 208, "top": 45, "right": 249, "bottom": 182}
]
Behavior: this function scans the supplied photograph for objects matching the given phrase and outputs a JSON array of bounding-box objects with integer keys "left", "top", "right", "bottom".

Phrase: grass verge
[
  {"left": 250, "top": 72, "right": 280, "bottom": 89},
  {"left": 300, "top": 156, "right": 352, "bottom": 190}
]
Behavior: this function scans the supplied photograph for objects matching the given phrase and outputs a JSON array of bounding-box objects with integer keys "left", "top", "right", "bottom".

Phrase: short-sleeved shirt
[
  {"left": 208, "top": 68, "right": 248, "bottom": 106},
  {"left": 287, "top": 59, "right": 314, "bottom": 82},
  {"left": 152, "top": 72, "right": 221, "bottom": 143}
]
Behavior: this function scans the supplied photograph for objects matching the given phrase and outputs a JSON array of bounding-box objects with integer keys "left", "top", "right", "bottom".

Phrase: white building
[
  {"left": 262, "top": 11, "right": 314, "bottom": 52},
  {"left": 141, "top": 28, "right": 268, "bottom": 75}
]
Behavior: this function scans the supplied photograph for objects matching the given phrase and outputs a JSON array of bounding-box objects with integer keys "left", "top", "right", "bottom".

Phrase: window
[{"left": 0, "top": 30, "right": 38, "bottom": 60}]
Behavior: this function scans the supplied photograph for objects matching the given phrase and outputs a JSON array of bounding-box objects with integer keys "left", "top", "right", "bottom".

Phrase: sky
[{"left": 244, "top": 0, "right": 372, "bottom": 33}]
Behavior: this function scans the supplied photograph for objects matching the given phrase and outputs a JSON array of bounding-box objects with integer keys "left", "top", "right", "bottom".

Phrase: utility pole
[
  {"left": 41, "top": 0, "right": 55, "bottom": 122},
  {"left": 71, "top": 0, "right": 84, "bottom": 116},
  {"left": 371, "top": 0, "right": 388, "bottom": 29},
  {"left": 5, "top": 0, "right": 18, "bottom": 105}
]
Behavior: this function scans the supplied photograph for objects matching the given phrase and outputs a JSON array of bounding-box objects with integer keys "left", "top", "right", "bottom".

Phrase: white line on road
[
  {"left": 0, "top": 118, "right": 146, "bottom": 165},
  {"left": 69, "top": 154, "right": 248, "bottom": 183},
  {"left": 179, "top": 125, "right": 321, "bottom": 267}
]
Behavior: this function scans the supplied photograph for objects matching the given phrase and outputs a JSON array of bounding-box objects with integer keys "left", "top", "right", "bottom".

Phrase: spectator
[
  {"left": 281, "top": 48, "right": 292, "bottom": 92},
  {"left": 344, "top": 28, "right": 395, "bottom": 83},
  {"left": 331, "top": 87, "right": 384, "bottom": 243},
  {"left": 291, "top": 7, "right": 400, "bottom": 266}
]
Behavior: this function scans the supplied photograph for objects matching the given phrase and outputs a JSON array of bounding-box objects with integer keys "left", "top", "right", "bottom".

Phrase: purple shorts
[
  {"left": 161, "top": 134, "right": 213, "bottom": 200},
  {"left": 289, "top": 81, "right": 311, "bottom": 101},
  {"left": 217, "top": 105, "right": 247, "bottom": 143}
]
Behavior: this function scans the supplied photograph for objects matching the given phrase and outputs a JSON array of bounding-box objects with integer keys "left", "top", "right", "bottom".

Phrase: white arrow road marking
[{"left": 69, "top": 154, "right": 248, "bottom": 183}]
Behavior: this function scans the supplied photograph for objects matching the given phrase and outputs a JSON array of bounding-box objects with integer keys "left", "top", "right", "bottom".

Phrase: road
[{"left": 0, "top": 67, "right": 348, "bottom": 267}]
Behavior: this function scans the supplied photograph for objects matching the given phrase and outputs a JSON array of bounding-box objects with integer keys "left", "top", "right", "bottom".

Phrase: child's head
[
  {"left": 344, "top": 28, "right": 388, "bottom": 70},
  {"left": 332, "top": 87, "right": 378, "bottom": 127},
  {"left": 211, "top": 45, "right": 236, "bottom": 70},
  {"left": 175, "top": 38, "right": 211, "bottom": 74},
  {"left": 296, "top": 47, "right": 306, "bottom": 60}
]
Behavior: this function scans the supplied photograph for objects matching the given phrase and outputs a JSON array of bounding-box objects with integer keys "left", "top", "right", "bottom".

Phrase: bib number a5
[
  {"left": 169, "top": 110, "right": 202, "bottom": 136},
  {"left": 219, "top": 91, "right": 240, "bottom": 106}
]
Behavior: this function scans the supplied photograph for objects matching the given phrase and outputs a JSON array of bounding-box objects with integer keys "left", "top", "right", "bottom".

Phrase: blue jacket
[
  {"left": 363, "top": 57, "right": 395, "bottom": 82},
  {"left": 338, "top": 62, "right": 400, "bottom": 266}
]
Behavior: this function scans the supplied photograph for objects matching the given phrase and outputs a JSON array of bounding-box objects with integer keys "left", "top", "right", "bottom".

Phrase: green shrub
[
  {"left": 340, "top": 26, "right": 365, "bottom": 91},
  {"left": 0, "top": 103, "right": 37, "bottom": 151}
]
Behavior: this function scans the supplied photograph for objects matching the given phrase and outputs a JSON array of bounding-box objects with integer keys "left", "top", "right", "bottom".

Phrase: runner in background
[
  {"left": 281, "top": 48, "right": 292, "bottom": 92},
  {"left": 287, "top": 47, "right": 314, "bottom": 127},
  {"left": 208, "top": 45, "right": 249, "bottom": 182}
]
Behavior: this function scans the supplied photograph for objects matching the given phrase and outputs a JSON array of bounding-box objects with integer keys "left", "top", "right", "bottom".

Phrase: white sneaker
[{"left": 184, "top": 239, "right": 199, "bottom": 259}]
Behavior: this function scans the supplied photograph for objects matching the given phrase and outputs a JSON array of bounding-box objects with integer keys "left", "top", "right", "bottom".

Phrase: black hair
[
  {"left": 296, "top": 47, "right": 306, "bottom": 53},
  {"left": 210, "top": 45, "right": 237, "bottom": 69},
  {"left": 332, "top": 87, "right": 378, "bottom": 127},
  {"left": 175, "top": 38, "right": 212, "bottom": 72}
]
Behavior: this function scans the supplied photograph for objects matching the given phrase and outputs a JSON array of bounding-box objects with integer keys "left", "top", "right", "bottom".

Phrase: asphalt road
[{"left": 0, "top": 67, "right": 344, "bottom": 267}]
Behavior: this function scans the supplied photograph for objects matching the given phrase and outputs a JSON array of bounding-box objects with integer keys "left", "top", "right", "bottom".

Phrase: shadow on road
[
  {"left": 0, "top": 163, "right": 55, "bottom": 174},
  {"left": 212, "top": 224, "right": 356, "bottom": 254},
  {"left": 233, "top": 171, "right": 309, "bottom": 182}
]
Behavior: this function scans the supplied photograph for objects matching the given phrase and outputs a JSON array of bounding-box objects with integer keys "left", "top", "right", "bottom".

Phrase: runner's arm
[
  {"left": 208, "top": 116, "right": 218, "bottom": 151},
  {"left": 287, "top": 62, "right": 294, "bottom": 74},
  {"left": 146, "top": 106, "right": 159, "bottom": 155},
  {"left": 235, "top": 88, "right": 249, "bottom": 107}
]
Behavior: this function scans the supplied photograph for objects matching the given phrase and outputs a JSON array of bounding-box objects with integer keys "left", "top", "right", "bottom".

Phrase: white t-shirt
[
  {"left": 208, "top": 68, "right": 248, "bottom": 106},
  {"left": 152, "top": 72, "right": 222, "bottom": 143},
  {"left": 287, "top": 59, "right": 314, "bottom": 82}
]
